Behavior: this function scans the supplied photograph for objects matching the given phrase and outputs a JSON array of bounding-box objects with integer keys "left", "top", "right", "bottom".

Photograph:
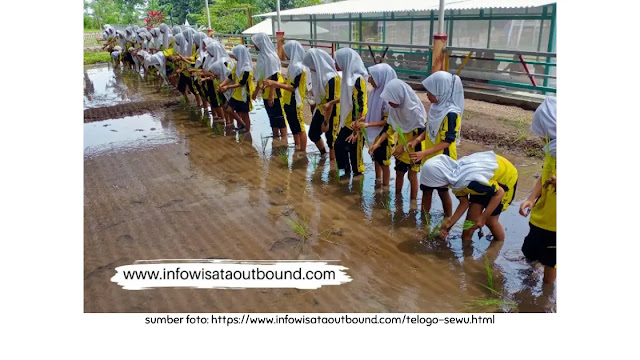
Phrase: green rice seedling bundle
[{"left": 463, "top": 220, "right": 476, "bottom": 230}]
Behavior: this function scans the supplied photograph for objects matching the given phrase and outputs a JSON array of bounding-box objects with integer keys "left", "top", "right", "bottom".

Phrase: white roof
[
  {"left": 257, "top": 0, "right": 555, "bottom": 17},
  {"left": 242, "top": 18, "right": 329, "bottom": 36}
]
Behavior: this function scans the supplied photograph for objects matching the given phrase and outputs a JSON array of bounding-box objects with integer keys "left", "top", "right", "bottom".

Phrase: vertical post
[
  {"left": 204, "top": 0, "right": 211, "bottom": 34},
  {"left": 431, "top": 2, "right": 448, "bottom": 74},
  {"left": 487, "top": 9, "right": 492, "bottom": 48},
  {"left": 429, "top": 11, "right": 434, "bottom": 45},
  {"left": 410, "top": 18, "right": 414, "bottom": 47},
  {"left": 276, "top": 0, "right": 282, "bottom": 31},
  {"left": 543, "top": 4, "right": 556, "bottom": 91},
  {"left": 276, "top": 31, "right": 285, "bottom": 60},
  {"left": 448, "top": 10, "right": 453, "bottom": 46},
  {"left": 309, "top": 15, "right": 313, "bottom": 47},
  {"left": 438, "top": 0, "right": 445, "bottom": 33},
  {"left": 382, "top": 12, "right": 386, "bottom": 43},
  {"left": 359, "top": 13, "right": 363, "bottom": 55},
  {"left": 349, "top": 13, "right": 352, "bottom": 42},
  {"left": 536, "top": 6, "right": 548, "bottom": 61}
]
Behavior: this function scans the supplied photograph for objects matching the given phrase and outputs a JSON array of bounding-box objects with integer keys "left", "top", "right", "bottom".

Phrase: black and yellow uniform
[
  {"left": 421, "top": 111, "right": 462, "bottom": 190},
  {"left": 228, "top": 67, "right": 255, "bottom": 113},
  {"left": 372, "top": 121, "right": 396, "bottom": 166},
  {"left": 260, "top": 72, "right": 287, "bottom": 129},
  {"left": 283, "top": 72, "right": 307, "bottom": 135},
  {"left": 124, "top": 41, "right": 135, "bottom": 64},
  {"left": 177, "top": 45, "right": 198, "bottom": 94},
  {"left": 309, "top": 76, "right": 341, "bottom": 147},
  {"left": 450, "top": 155, "right": 519, "bottom": 216},
  {"left": 394, "top": 127, "right": 426, "bottom": 173},
  {"left": 190, "top": 46, "right": 204, "bottom": 97},
  {"left": 208, "top": 61, "right": 232, "bottom": 108},
  {"left": 522, "top": 155, "right": 556, "bottom": 267},
  {"left": 335, "top": 77, "right": 368, "bottom": 174}
]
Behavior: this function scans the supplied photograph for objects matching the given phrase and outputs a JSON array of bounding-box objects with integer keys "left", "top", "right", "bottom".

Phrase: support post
[
  {"left": 543, "top": 4, "right": 556, "bottom": 91},
  {"left": 204, "top": 0, "right": 211, "bottom": 35},
  {"left": 276, "top": 0, "right": 281, "bottom": 31},
  {"left": 431, "top": 34, "right": 448, "bottom": 73},
  {"left": 276, "top": 31, "right": 285, "bottom": 60}
]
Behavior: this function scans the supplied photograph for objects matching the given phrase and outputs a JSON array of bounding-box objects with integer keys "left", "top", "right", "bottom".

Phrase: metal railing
[{"left": 283, "top": 37, "right": 556, "bottom": 95}]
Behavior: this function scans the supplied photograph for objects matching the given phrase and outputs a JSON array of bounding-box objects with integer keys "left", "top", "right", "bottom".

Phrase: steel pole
[
  {"left": 438, "top": 0, "right": 445, "bottom": 34},
  {"left": 276, "top": 0, "right": 282, "bottom": 31},
  {"left": 204, "top": 0, "right": 211, "bottom": 31}
]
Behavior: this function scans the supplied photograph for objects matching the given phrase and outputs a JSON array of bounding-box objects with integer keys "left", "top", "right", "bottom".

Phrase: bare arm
[{"left": 440, "top": 196, "right": 470, "bottom": 238}]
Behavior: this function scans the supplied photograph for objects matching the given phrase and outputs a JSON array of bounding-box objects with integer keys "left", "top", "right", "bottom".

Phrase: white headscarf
[
  {"left": 116, "top": 31, "right": 126, "bottom": 50},
  {"left": 147, "top": 52, "right": 168, "bottom": 85},
  {"left": 149, "top": 28, "right": 161, "bottom": 49},
  {"left": 420, "top": 151, "right": 498, "bottom": 190},
  {"left": 380, "top": 79, "right": 426, "bottom": 133},
  {"left": 283, "top": 40, "right": 309, "bottom": 105},
  {"left": 231, "top": 45, "right": 252, "bottom": 79},
  {"left": 210, "top": 59, "right": 234, "bottom": 100},
  {"left": 334, "top": 48, "right": 368, "bottom": 128},
  {"left": 251, "top": 32, "right": 281, "bottom": 81},
  {"left": 303, "top": 49, "right": 338, "bottom": 105},
  {"left": 159, "top": 24, "right": 170, "bottom": 49},
  {"left": 171, "top": 26, "right": 181, "bottom": 36},
  {"left": 181, "top": 28, "right": 195, "bottom": 56},
  {"left": 208, "top": 39, "right": 230, "bottom": 63},
  {"left": 173, "top": 33, "right": 185, "bottom": 55},
  {"left": 365, "top": 63, "right": 397, "bottom": 144},
  {"left": 532, "top": 96, "right": 557, "bottom": 157},
  {"left": 125, "top": 27, "right": 134, "bottom": 42},
  {"left": 422, "top": 71, "right": 465, "bottom": 143},
  {"left": 194, "top": 33, "right": 207, "bottom": 68}
]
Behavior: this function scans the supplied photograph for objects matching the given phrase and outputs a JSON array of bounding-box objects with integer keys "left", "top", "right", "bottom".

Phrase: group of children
[{"left": 100, "top": 25, "right": 557, "bottom": 284}]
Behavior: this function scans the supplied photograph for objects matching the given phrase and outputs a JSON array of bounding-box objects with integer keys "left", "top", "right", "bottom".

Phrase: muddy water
[{"left": 84, "top": 64, "right": 555, "bottom": 313}]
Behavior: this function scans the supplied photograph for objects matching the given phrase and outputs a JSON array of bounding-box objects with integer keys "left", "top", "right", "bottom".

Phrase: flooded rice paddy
[{"left": 84, "top": 64, "right": 556, "bottom": 313}]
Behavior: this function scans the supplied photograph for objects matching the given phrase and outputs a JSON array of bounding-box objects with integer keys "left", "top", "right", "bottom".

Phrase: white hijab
[
  {"left": 422, "top": 71, "right": 464, "bottom": 143},
  {"left": 210, "top": 59, "right": 234, "bottom": 100},
  {"left": 532, "top": 96, "right": 557, "bottom": 157},
  {"left": 116, "top": 31, "right": 126, "bottom": 50},
  {"left": 173, "top": 33, "right": 185, "bottom": 55},
  {"left": 284, "top": 40, "right": 309, "bottom": 105},
  {"left": 181, "top": 28, "right": 195, "bottom": 56},
  {"left": 365, "top": 63, "right": 397, "bottom": 144},
  {"left": 208, "top": 39, "right": 230, "bottom": 63},
  {"left": 171, "top": 26, "right": 181, "bottom": 36},
  {"left": 380, "top": 79, "right": 426, "bottom": 133},
  {"left": 125, "top": 27, "right": 134, "bottom": 42},
  {"left": 231, "top": 45, "right": 252, "bottom": 79},
  {"left": 334, "top": 48, "right": 368, "bottom": 128},
  {"left": 303, "top": 49, "right": 338, "bottom": 105},
  {"left": 420, "top": 151, "right": 498, "bottom": 190},
  {"left": 159, "top": 24, "right": 170, "bottom": 49},
  {"left": 149, "top": 28, "right": 161, "bottom": 49},
  {"left": 251, "top": 32, "right": 281, "bottom": 81},
  {"left": 147, "top": 52, "right": 168, "bottom": 85},
  {"left": 194, "top": 33, "right": 207, "bottom": 68}
]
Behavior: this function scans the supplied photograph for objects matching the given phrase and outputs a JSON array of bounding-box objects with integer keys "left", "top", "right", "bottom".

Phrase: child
[
  {"left": 519, "top": 97, "right": 556, "bottom": 284},
  {"left": 407, "top": 71, "right": 464, "bottom": 218},
  {"left": 379, "top": 79, "right": 427, "bottom": 200},
  {"left": 219, "top": 45, "right": 255, "bottom": 132},
  {"left": 178, "top": 29, "right": 203, "bottom": 107},
  {"left": 364, "top": 63, "right": 397, "bottom": 187},
  {"left": 421, "top": 151, "right": 518, "bottom": 243},
  {"left": 302, "top": 49, "right": 341, "bottom": 157},
  {"left": 334, "top": 48, "right": 368, "bottom": 176},
  {"left": 251, "top": 33, "right": 287, "bottom": 141},
  {"left": 171, "top": 34, "right": 197, "bottom": 105}
]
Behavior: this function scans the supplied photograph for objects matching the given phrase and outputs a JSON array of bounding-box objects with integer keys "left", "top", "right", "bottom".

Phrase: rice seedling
[
  {"left": 161, "top": 85, "right": 170, "bottom": 94},
  {"left": 334, "top": 167, "right": 340, "bottom": 183},
  {"left": 285, "top": 216, "right": 311, "bottom": 251},
  {"left": 212, "top": 122, "right": 224, "bottom": 135},
  {"left": 513, "top": 132, "right": 528, "bottom": 143},
  {"left": 260, "top": 136, "right": 269, "bottom": 156},
  {"left": 463, "top": 255, "right": 517, "bottom": 313},
  {"left": 393, "top": 125, "right": 414, "bottom": 165},
  {"left": 463, "top": 220, "right": 476, "bottom": 230},
  {"left": 423, "top": 213, "right": 445, "bottom": 241},
  {"left": 361, "top": 127, "right": 371, "bottom": 147},
  {"left": 275, "top": 148, "right": 289, "bottom": 166}
]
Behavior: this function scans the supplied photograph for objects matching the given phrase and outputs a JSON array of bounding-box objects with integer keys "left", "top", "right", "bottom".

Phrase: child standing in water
[
  {"left": 421, "top": 151, "right": 518, "bottom": 243},
  {"left": 251, "top": 33, "right": 288, "bottom": 141},
  {"left": 302, "top": 49, "right": 341, "bottom": 157},
  {"left": 520, "top": 97, "right": 556, "bottom": 284},
  {"left": 407, "top": 71, "right": 464, "bottom": 218},
  {"left": 380, "top": 79, "right": 427, "bottom": 200},
  {"left": 333, "top": 48, "right": 368, "bottom": 176},
  {"left": 219, "top": 45, "right": 255, "bottom": 132},
  {"left": 365, "top": 63, "right": 397, "bottom": 187},
  {"left": 264, "top": 40, "right": 309, "bottom": 151}
]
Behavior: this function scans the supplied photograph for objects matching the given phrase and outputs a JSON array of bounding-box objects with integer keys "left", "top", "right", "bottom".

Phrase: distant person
[
  {"left": 406, "top": 71, "right": 464, "bottom": 217},
  {"left": 264, "top": 40, "right": 310, "bottom": 151},
  {"left": 421, "top": 151, "right": 518, "bottom": 243},
  {"left": 519, "top": 97, "right": 556, "bottom": 284},
  {"left": 251, "top": 33, "right": 287, "bottom": 141},
  {"left": 219, "top": 45, "right": 255, "bottom": 132},
  {"left": 334, "top": 48, "right": 368, "bottom": 176},
  {"left": 199, "top": 38, "right": 235, "bottom": 124},
  {"left": 364, "top": 63, "right": 397, "bottom": 187},
  {"left": 302, "top": 48, "right": 341, "bottom": 158},
  {"left": 379, "top": 79, "right": 427, "bottom": 200}
]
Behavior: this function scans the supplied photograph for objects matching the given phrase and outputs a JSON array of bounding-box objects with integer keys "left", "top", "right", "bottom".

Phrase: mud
[{"left": 84, "top": 64, "right": 555, "bottom": 313}]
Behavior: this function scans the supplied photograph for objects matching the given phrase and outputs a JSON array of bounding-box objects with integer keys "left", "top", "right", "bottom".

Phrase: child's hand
[
  {"left": 393, "top": 145, "right": 406, "bottom": 157},
  {"left": 410, "top": 150, "right": 426, "bottom": 163},
  {"left": 368, "top": 144, "right": 378, "bottom": 156},
  {"left": 519, "top": 199, "right": 535, "bottom": 217},
  {"left": 346, "top": 133, "right": 357, "bottom": 144},
  {"left": 471, "top": 217, "right": 486, "bottom": 231},
  {"left": 544, "top": 175, "right": 557, "bottom": 193}
]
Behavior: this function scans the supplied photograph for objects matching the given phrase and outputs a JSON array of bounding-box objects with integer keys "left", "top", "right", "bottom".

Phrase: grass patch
[
  {"left": 463, "top": 255, "right": 518, "bottom": 312},
  {"left": 84, "top": 52, "right": 111, "bottom": 65},
  {"left": 498, "top": 115, "right": 532, "bottom": 129},
  {"left": 84, "top": 28, "right": 101, "bottom": 33},
  {"left": 424, "top": 213, "right": 445, "bottom": 241}
]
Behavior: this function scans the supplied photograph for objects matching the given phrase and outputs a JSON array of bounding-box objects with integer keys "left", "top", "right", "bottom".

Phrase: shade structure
[{"left": 242, "top": 18, "right": 328, "bottom": 36}]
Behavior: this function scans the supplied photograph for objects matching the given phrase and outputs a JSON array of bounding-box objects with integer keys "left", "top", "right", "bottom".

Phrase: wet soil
[{"left": 84, "top": 64, "right": 555, "bottom": 313}]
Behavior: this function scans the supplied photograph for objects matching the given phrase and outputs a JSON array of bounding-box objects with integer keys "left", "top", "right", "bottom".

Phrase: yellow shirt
[
  {"left": 258, "top": 72, "right": 285, "bottom": 100},
  {"left": 453, "top": 155, "right": 519, "bottom": 211},
  {"left": 319, "top": 76, "right": 341, "bottom": 143},
  {"left": 424, "top": 112, "right": 461, "bottom": 161},
  {"left": 344, "top": 77, "right": 368, "bottom": 130},
  {"left": 230, "top": 67, "right": 255, "bottom": 111},
  {"left": 530, "top": 155, "right": 556, "bottom": 232},
  {"left": 282, "top": 71, "right": 307, "bottom": 107}
]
